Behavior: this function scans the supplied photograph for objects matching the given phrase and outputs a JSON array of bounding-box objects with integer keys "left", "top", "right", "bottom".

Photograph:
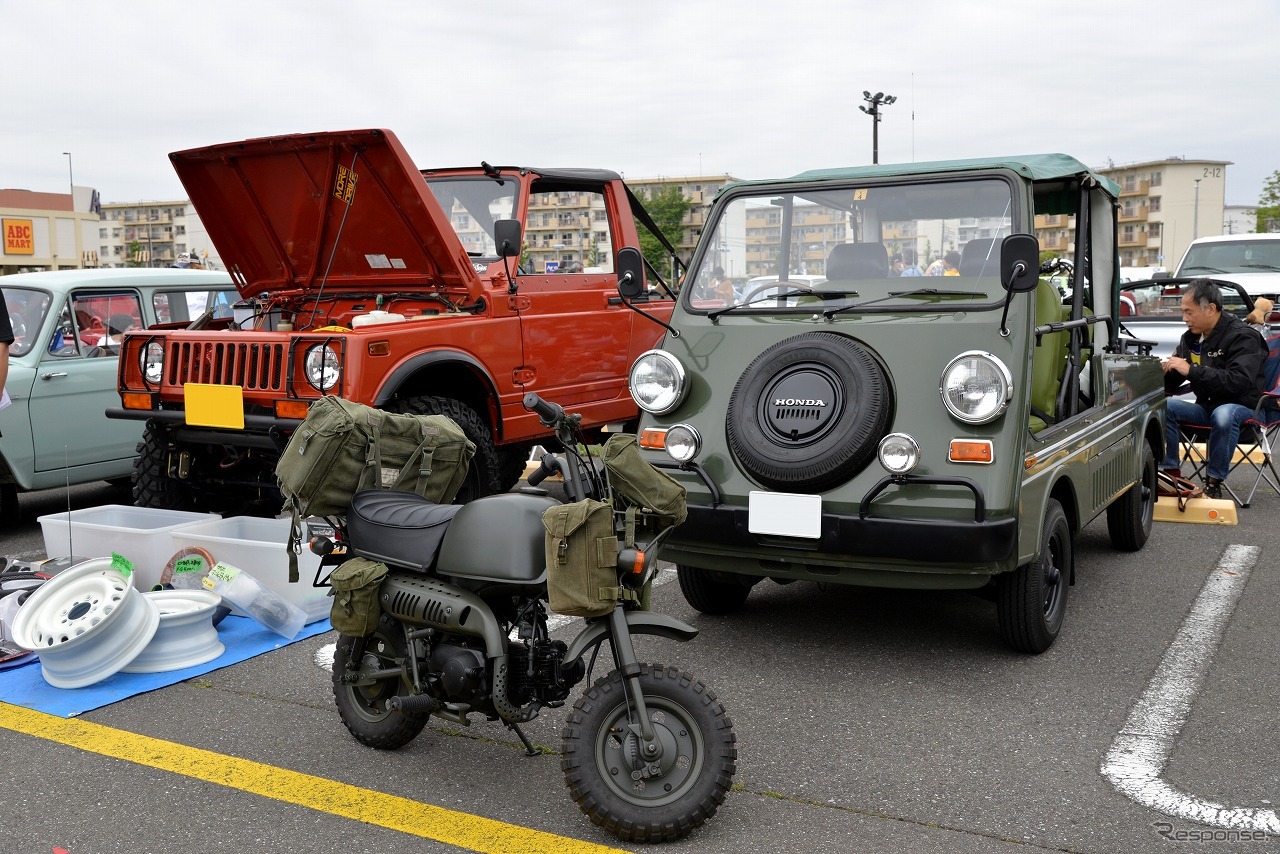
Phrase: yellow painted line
[{"left": 0, "top": 702, "right": 628, "bottom": 854}]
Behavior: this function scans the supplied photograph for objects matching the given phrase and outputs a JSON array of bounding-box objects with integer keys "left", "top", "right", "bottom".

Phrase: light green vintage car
[
  {"left": 624, "top": 155, "right": 1165, "bottom": 653},
  {"left": 0, "top": 268, "right": 235, "bottom": 524}
]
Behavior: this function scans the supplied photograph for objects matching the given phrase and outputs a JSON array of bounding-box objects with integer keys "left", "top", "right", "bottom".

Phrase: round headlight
[
  {"left": 939, "top": 351, "right": 1013, "bottom": 424},
  {"left": 878, "top": 432, "right": 921, "bottom": 475},
  {"left": 142, "top": 342, "right": 165, "bottom": 384},
  {"left": 305, "top": 344, "right": 341, "bottom": 391},
  {"left": 629, "top": 350, "right": 686, "bottom": 415},
  {"left": 665, "top": 424, "right": 701, "bottom": 463}
]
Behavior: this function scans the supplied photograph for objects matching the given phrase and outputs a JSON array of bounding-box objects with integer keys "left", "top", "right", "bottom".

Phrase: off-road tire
[
  {"left": 1106, "top": 441, "right": 1156, "bottom": 552},
  {"left": 0, "top": 484, "right": 18, "bottom": 528},
  {"left": 496, "top": 443, "right": 534, "bottom": 492},
  {"left": 726, "top": 332, "right": 892, "bottom": 492},
  {"left": 132, "top": 421, "right": 197, "bottom": 511},
  {"left": 562, "top": 664, "right": 737, "bottom": 842},
  {"left": 677, "top": 565, "right": 752, "bottom": 615},
  {"left": 393, "top": 396, "right": 500, "bottom": 502},
  {"left": 332, "top": 613, "right": 429, "bottom": 750},
  {"left": 997, "top": 498, "right": 1072, "bottom": 654}
]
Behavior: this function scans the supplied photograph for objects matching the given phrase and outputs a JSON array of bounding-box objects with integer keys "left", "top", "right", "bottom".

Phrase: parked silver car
[
  {"left": 1118, "top": 276, "right": 1270, "bottom": 357},
  {"left": 0, "top": 268, "right": 235, "bottom": 523}
]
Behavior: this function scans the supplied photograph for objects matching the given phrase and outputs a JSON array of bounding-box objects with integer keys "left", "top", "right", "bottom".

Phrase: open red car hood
[{"left": 170, "top": 129, "right": 484, "bottom": 302}]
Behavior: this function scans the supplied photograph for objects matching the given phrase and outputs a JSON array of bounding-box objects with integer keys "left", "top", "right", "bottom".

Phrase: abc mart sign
[{"left": 3, "top": 218, "right": 35, "bottom": 255}]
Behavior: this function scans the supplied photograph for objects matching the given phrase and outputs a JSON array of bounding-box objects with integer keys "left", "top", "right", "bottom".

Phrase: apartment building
[
  {"left": 97, "top": 201, "right": 223, "bottom": 270},
  {"left": 1034, "top": 157, "right": 1231, "bottom": 271},
  {"left": 520, "top": 174, "right": 737, "bottom": 276}
]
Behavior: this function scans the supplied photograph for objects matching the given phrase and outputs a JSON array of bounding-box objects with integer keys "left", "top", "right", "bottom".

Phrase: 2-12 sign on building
[{"left": 3, "top": 218, "right": 35, "bottom": 255}]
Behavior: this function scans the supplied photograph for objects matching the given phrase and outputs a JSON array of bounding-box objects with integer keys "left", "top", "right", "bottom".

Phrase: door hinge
[
  {"left": 508, "top": 295, "right": 531, "bottom": 312},
  {"left": 513, "top": 367, "right": 536, "bottom": 385}
]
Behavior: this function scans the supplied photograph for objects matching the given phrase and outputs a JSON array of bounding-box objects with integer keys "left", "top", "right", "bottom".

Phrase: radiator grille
[{"left": 167, "top": 341, "right": 286, "bottom": 390}]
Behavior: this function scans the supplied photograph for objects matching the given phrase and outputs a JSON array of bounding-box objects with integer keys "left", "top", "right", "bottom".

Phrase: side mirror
[
  {"left": 494, "top": 219, "right": 522, "bottom": 258},
  {"left": 616, "top": 247, "right": 645, "bottom": 300},
  {"left": 1000, "top": 234, "right": 1040, "bottom": 293}
]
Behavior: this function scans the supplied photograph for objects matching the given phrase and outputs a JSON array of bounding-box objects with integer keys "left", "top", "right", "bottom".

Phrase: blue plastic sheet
[{"left": 0, "top": 615, "right": 331, "bottom": 717}]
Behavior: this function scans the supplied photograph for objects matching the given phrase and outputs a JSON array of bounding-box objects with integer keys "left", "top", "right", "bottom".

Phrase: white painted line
[{"left": 1101, "top": 544, "right": 1279, "bottom": 834}]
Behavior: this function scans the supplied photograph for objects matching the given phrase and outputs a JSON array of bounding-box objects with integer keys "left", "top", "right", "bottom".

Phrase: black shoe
[{"left": 1204, "top": 478, "right": 1224, "bottom": 500}]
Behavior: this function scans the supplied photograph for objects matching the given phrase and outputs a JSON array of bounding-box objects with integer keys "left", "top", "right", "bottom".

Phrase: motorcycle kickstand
[{"left": 507, "top": 721, "right": 540, "bottom": 757}]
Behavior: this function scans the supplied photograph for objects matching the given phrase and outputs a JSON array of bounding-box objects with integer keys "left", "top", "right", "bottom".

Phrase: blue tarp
[{"left": 0, "top": 615, "right": 332, "bottom": 718}]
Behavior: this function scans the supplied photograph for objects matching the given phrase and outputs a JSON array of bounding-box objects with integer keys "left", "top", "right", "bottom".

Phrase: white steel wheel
[
  {"left": 123, "top": 589, "right": 225, "bottom": 673},
  {"left": 10, "top": 558, "right": 160, "bottom": 688}
]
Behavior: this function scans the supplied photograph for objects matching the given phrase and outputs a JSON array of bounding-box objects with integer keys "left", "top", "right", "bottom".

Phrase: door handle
[{"left": 41, "top": 372, "right": 68, "bottom": 380}]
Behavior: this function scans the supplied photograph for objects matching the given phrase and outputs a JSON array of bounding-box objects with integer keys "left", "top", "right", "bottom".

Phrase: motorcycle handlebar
[
  {"left": 522, "top": 392, "right": 564, "bottom": 427},
  {"left": 527, "top": 455, "right": 557, "bottom": 488}
]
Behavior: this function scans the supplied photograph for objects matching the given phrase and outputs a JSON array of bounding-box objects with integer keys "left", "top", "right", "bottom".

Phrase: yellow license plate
[{"left": 184, "top": 383, "right": 245, "bottom": 429}]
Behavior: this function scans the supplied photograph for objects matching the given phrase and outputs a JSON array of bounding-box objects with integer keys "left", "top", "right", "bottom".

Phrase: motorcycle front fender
[{"left": 564, "top": 610, "right": 698, "bottom": 663}]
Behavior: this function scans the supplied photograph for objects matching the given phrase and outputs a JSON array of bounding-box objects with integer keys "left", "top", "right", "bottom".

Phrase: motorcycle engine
[
  {"left": 429, "top": 640, "right": 488, "bottom": 705},
  {"left": 508, "top": 639, "right": 585, "bottom": 705}
]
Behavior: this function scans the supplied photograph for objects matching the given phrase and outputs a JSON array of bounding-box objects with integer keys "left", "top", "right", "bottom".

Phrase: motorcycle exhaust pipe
[
  {"left": 380, "top": 571, "right": 505, "bottom": 655},
  {"left": 380, "top": 570, "right": 540, "bottom": 725}
]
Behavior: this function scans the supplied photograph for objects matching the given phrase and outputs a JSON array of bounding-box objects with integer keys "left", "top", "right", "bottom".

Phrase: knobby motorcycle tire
[
  {"left": 332, "top": 613, "right": 429, "bottom": 750},
  {"left": 561, "top": 663, "right": 737, "bottom": 842}
]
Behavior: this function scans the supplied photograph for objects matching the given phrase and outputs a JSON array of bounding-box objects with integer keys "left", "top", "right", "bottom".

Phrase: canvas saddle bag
[{"left": 276, "top": 396, "right": 475, "bottom": 580}]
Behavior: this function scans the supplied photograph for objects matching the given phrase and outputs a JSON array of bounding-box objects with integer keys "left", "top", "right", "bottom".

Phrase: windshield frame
[
  {"left": 422, "top": 176, "right": 519, "bottom": 263},
  {"left": 682, "top": 170, "right": 1024, "bottom": 316}
]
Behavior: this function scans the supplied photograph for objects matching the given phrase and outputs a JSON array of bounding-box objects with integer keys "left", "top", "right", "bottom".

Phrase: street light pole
[
  {"left": 1193, "top": 178, "right": 1201, "bottom": 240},
  {"left": 62, "top": 152, "right": 74, "bottom": 208},
  {"left": 858, "top": 91, "right": 897, "bottom": 165}
]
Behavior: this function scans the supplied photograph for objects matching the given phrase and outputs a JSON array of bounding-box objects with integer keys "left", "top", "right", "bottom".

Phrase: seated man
[{"left": 1161, "top": 278, "right": 1268, "bottom": 498}]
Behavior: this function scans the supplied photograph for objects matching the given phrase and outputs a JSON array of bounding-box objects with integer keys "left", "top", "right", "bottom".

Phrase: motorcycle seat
[{"left": 346, "top": 490, "right": 462, "bottom": 573}]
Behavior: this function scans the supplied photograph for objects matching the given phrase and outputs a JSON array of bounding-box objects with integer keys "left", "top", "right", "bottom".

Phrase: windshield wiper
[
  {"left": 1241, "top": 263, "right": 1280, "bottom": 271},
  {"left": 1180, "top": 264, "right": 1226, "bottom": 274},
  {"left": 822, "top": 287, "right": 986, "bottom": 319},
  {"left": 706, "top": 285, "right": 858, "bottom": 319}
]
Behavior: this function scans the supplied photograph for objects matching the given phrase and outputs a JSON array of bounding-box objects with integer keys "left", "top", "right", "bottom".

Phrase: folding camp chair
[{"left": 1177, "top": 334, "right": 1280, "bottom": 506}]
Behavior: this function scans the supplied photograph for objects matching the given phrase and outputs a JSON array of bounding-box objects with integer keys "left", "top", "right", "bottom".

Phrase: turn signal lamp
[
  {"left": 275, "top": 400, "right": 311, "bottom": 420},
  {"left": 639, "top": 428, "right": 668, "bottom": 449},
  {"left": 121, "top": 392, "right": 154, "bottom": 411},
  {"left": 948, "top": 439, "right": 994, "bottom": 464}
]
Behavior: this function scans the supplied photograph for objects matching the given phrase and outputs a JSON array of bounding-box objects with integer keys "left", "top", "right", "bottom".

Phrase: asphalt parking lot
[{"left": 1, "top": 477, "right": 1276, "bottom": 853}]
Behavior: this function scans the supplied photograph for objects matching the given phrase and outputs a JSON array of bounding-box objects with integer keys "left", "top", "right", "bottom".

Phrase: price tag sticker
[
  {"left": 173, "top": 556, "right": 207, "bottom": 575},
  {"left": 111, "top": 552, "right": 134, "bottom": 578},
  {"left": 209, "top": 562, "right": 241, "bottom": 584}
]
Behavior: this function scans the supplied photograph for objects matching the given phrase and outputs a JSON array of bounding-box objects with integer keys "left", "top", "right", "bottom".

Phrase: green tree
[
  {"left": 1257, "top": 170, "right": 1280, "bottom": 233},
  {"left": 634, "top": 185, "right": 692, "bottom": 284}
]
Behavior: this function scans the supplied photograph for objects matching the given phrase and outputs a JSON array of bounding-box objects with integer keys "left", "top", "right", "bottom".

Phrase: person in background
[
  {"left": 1161, "top": 278, "right": 1268, "bottom": 499},
  {"left": 942, "top": 250, "right": 962, "bottom": 276},
  {"left": 1246, "top": 296, "right": 1273, "bottom": 331},
  {"left": 925, "top": 255, "right": 946, "bottom": 276},
  {"left": 106, "top": 313, "right": 139, "bottom": 346},
  {"left": 898, "top": 247, "right": 924, "bottom": 277}
]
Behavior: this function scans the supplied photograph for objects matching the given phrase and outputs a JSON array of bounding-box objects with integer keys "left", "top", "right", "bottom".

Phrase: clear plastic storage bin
[
  {"left": 38, "top": 505, "right": 216, "bottom": 591},
  {"left": 169, "top": 516, "right": 330, "bottom": 624}
]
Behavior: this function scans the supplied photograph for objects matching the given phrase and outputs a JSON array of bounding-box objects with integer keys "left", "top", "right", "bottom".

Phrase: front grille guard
[{"left": 128, "top": 333, "right": 348, "bottom": 401}]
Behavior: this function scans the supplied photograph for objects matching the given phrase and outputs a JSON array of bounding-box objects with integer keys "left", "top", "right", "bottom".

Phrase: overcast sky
[{"left": 6, "top": 1, "right": 1275, "bottom": 210}]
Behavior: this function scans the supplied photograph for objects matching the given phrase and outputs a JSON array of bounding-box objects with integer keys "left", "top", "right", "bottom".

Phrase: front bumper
[{"left": 671, "top": 501, "right": 1017, "bottom": 565}]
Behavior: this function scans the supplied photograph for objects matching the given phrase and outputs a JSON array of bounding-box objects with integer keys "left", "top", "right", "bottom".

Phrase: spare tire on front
[{"left": 726, "top": 332, "right": 892, "bottom": 493}]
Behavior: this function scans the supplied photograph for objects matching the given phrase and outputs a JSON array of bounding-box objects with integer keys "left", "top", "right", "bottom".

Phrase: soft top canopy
[{"left": 725, "top": 154, "right": 1119, "bottom": 199}]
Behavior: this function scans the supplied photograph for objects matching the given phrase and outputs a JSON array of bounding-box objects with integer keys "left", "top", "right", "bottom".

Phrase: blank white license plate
[{"left": 748, "top": 490, "right": 821, "bottom": 539}]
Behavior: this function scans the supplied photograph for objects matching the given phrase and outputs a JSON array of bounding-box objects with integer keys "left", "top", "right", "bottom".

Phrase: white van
[{"left": 1175, "top": 233, "right": 1280, "bottom": 300}]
